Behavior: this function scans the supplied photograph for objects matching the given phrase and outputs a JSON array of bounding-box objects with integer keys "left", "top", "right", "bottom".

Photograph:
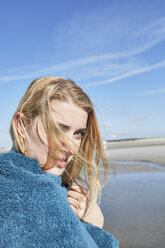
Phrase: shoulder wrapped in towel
[{"left": 0, "top": 150, "right": 119, "bottom": 248}]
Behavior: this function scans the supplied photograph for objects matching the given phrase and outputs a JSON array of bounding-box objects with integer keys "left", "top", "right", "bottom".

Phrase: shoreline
[{"left": 109, "top": 160, "right": 165, "bottom": 175}]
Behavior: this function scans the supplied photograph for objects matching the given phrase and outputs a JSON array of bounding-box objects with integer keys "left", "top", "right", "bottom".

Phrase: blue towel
[{"left": 0, "top": 150, "right": 119, "bottom": 248}]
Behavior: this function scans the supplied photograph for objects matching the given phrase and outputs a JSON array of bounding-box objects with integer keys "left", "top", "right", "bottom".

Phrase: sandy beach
[
  {"left": 106, "top": 137, "right": 165, "bottom": 166},
  {"left": 101, "top": 137, "right": 165, "bottom": 248}
]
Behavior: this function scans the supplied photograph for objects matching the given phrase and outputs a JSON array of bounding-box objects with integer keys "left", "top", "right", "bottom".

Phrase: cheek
[
  {"left": 37, "top": 145, "right": 49, "bottom": 165},
  {"left": 74, "top": 140, "right": 82, "bottom": 152},
  {"left": 37, "top": 123, "right": 48, "bottom": 146}
]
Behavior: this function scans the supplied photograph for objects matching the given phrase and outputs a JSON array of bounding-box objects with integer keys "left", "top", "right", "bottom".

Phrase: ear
[{"left": 14, "top": 112, "right": 26, "bottom": 139}]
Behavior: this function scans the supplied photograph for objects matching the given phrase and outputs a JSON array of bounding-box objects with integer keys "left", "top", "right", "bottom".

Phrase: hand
[
  {"left": 68, "top": 183, "right": 90, "bottom": 219},
  {"left": 68, "top": 183, "right": 104, "bottom": 229}
]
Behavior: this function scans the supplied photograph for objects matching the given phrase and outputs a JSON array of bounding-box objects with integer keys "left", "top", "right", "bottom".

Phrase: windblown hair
[{"left": 10, "top": 76, "right": 109, "bottom": 202}]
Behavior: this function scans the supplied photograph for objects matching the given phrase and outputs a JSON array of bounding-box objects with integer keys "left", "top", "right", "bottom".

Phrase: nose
[
  {"left": 63, "top": 148, "right": 73, "bottom": 158},
  {"left": 61, "top": 139, "right": 74, "bottom": 157}
]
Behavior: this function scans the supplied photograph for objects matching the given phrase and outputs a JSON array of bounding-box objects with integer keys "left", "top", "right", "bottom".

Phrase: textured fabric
[{"left": 0, "top": 150, "right": 119, "bottom": 248}]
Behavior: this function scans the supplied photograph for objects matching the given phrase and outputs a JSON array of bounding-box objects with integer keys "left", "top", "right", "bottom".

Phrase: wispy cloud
[
  {"left": 83, "top": 60, "right": 165, "bottom": 87},
  {"left": 0, "top": 17, "right": 165, "bottom": 85},
  {"left": 0, "top": 56, "right": 164, "bottom": 85},
  {"left": 132, "top": 115, "right": 148, "bottom": 122},
  {"left": 137, "top": 88, "right": 165, "bottom": 96},
  {"left": 104, "top": 122, "right": 112, "bottom": 127},
  {"left": 119, "top": 109, "right": 129, "bottom": 116},
  {"left": 129, "top": 17, "right": 165, "bottom": 53},
  {"left": 0, "top": 52, "right": 144, "bottom": 83},
  {"left": 0, "top": 74, "right": 37, "bottom": 82}
]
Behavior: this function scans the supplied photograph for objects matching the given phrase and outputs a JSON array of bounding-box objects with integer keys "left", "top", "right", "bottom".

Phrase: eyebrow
[{"left": 57, "top": 122, "right": 86, "bottom": 132}]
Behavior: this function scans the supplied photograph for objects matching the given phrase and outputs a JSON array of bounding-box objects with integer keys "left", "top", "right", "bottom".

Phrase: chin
[{"left": 45, "top": 167, "right": 65, "bottom": 176}]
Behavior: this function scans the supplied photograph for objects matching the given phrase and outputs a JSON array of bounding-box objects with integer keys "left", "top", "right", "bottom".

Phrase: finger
[
  {"left": 68, "top": 189, "right": 91, "bottom": 212},
  {"left": 68, "top": 195, "right": 87, "bottom": 210},
  {"left": 68, "top": 190, "right": 86, "bottom": 201},
  {"left": 69, "top": 204, "right": 78, "bottom": 215},
  {"left": 68, "top": 196, "right": 79, "bottom": 209},
  {"left": 69, "top": 183, "right": 87, "bottom": 194},
  {"left": 68, "top": 189, "right": 91, "bottom": 208},
  {"left": 69, "top": 202, "right": 85, "bottom": 219}
]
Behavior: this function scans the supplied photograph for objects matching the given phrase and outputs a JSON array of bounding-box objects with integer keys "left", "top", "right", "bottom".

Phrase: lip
[{"left": 56, "top": 159, "right": 68, "bottom": 168}]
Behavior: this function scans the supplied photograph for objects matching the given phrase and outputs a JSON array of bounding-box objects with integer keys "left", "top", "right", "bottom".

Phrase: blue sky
[{"left": 0, "top": 0, "right": 165, "bottom": 147}]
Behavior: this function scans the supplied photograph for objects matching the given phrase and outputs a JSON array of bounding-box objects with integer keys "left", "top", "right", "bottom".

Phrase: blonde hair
[{"left": 10, "top": 76, "right": 109, "bottom": 202}]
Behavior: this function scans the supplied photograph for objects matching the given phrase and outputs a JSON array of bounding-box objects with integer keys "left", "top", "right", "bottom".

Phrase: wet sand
[
  {"left": 101, "top": 138, "right": 165, "bottom": 248},
  {"left": 101, "top": 172, "right": 165, "bottom": 248}
]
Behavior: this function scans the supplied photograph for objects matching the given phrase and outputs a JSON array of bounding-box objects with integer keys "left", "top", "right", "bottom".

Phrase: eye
[
  {"left": 58, "top": 123, "right": 68, "bottom": 132},
  {"left": 74, "top": 131, "right": 86, "bottom": 140}
]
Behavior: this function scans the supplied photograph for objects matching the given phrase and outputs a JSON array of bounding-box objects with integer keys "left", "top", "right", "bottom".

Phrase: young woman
[{"left": 0, "top": 76, "right": 119, "bottom": 247}]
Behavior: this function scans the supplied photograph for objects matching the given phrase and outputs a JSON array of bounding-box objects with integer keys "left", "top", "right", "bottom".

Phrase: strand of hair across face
[{"left": 63, "top": 167, "right": 75, "bottom": 184}]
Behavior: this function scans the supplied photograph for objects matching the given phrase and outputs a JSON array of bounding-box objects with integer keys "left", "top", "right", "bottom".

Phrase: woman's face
[{"left": 26, "top": 100, "right": 88, "bottom": 176}]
